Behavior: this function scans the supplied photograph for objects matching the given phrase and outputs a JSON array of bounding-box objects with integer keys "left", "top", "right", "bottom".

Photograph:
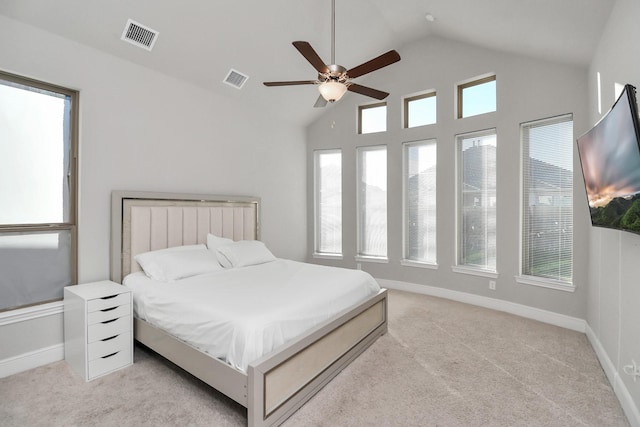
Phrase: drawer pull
[
  {"left": 101, "top": 318, "right": 118, "bottom": 325},
  {"left": 101, "top": 294, "right": 119, "bottom": 300},
  {"left": 102, "top": 351, "right": 120, "bottom": 359},
  {"left": 100, "top": 306, "right": 119, "bottom": 313},
  {"left": 101, "top": 335, "right": 119, "bottom": 342}
]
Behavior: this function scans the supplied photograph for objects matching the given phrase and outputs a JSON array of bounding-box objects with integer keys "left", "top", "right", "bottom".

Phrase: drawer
[
  {"left": 87, "top": 315, "right": 131, "bottom": 343},
  {"left": 88, "top": 332, "right": 131, "bottom": 361},
  {"left": 88, "top": 344, "right": 132, "bottom": 380},
  {"left": 88, "top": 304, "right": 130, "bottom": 325},
  {"left": 87, "top": 292, "right": 130, "bottom": 313}
]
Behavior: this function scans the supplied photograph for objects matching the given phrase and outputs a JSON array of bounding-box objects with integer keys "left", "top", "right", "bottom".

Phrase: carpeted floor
[{"left": 0, "top": 290, "right": 629, "bottom": 426}]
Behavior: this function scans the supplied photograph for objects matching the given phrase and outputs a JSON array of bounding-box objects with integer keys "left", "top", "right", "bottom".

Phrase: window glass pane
[
  {"left": 522, "top": 115, "right": 573, "bottom": 282},
  {"left": 315, "top": 150, "right": 342, "bottom": 254},
  {"left": 458, "top": 130, "right": 497, "bottom": 270},
  {"left": 406, "top": 94, "right": 436, "bottom": 128},
  {"left": 358, "top": 146, "right": 387, "bottom": 257},
  {"left": 0, "top": 80, "right": 72, "bottom": 225},
  {"left": 0, "top": 230, "right": 73, "bottom": 310},
  {"left": 460, "top": 77, "right": 496, "bottom": 118},
  {"left": 404, "top": 140, "right": 437, "bottom": 263},
  {"left": 359, "top": 104, "right": 387, "bottom": 134}
]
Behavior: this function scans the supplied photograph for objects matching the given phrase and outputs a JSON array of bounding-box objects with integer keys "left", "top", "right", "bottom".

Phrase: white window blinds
[
  {"left": 314, "top": 149, "right": 342, "bottom": 255},
  {"left": 357, "top": 145, "right": 387, "bottom": 258},
  {"left": 521, "top": 115, "right": 573, "bottom": 283}
]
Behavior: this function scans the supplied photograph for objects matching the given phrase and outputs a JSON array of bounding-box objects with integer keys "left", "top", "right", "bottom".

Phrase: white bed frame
[{"left": 110, "top": 191, "right": 388, "bottom": 426}]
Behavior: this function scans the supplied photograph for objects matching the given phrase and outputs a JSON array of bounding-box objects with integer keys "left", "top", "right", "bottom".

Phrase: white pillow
[
  {"left": 135, "top": 244, "right": 222, "bottom": 281},
  {"left": 216, "top": 240, "right": 276, "bottom": 268},
  {"left": 206, "top": 233, "right": 235, "bottom": 266}
]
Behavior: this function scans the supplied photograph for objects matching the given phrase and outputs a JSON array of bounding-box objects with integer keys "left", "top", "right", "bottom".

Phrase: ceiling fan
[{"left": 263, "top": 0, "right": 401, "bottom": 108}]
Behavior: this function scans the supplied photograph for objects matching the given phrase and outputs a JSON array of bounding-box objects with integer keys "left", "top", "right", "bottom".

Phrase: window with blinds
[
  {"left": 357, "top": 145, "right": 387, "bottom": 259},
  {"left": 457, "top": 129, "right": 497, "bottom": 271},
  {"left": 403, "top": 139, "right": 437, "bottom": 264},
  {"left": 314, "top": 149, "right": 342, "bottom": 256},
  {"left": 521, "top": 114, "right": 573, "bottom": 284}
]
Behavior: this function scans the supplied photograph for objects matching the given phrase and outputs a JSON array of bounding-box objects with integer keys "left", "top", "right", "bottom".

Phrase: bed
[{"left": 110, "top": 191, "right": 388, "bottom": 427}]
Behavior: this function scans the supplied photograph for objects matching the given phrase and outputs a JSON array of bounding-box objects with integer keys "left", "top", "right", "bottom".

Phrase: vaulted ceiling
[{"left": 0, "top": 0, "right": 616, "bottom": 126}]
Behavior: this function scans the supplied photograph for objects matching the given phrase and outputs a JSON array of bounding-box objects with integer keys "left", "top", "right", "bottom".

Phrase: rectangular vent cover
[
  {"left": 223, "top": 69, "right": 249, "bottom": 89},
  {"left": 121, "top": 19, "right": 158, "bottom": 51}
]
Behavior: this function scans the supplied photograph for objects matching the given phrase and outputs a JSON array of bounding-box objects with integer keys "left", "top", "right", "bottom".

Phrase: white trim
[
  {"left": 515, "top": 275, "right": 575, "bottom": 293},
  {"left": 0, "top": 343, "right": 64, "bottom": 378},
  {"left": 400, "top": 259, "right": 438, "bottom": 270},
  {"left": 586, "top": 324, "right": 640, "bottom": 427},
  {"left": 0, "top": 301, "right": 63, "bottom": 326},
  {"left": 378, "top": 278, "right": 585, "bottom": 332},
  {"left": 451, "top": 265, "right": 499, "bottom": 279},
  {"left": 355, "top": 255, "right": 388, "bottom": 264},
  {"left": 312, "top": 253, "right": 343, "bottom": 261}
]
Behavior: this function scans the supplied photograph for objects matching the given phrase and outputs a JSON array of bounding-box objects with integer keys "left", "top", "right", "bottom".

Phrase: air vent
[
  {"left": 121, "top": 19, "right": 159, "bottom": 51},
  {"left": 223, "top": 69, "right": 249, "bottom": 89}
]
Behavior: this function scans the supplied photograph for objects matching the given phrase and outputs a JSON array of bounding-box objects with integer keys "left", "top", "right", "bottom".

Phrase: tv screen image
[{"left": 577, "top": 84, "right": 640, "bottom": 234}]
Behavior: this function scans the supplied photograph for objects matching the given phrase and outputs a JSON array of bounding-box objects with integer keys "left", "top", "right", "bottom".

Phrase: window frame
[
  {"left": 457, "top": 74, "right": 496, "bottom": 119},
  {"left": 358, "top": 102, "right": 387, "bottom": 135},
  {"left": 356, "top": 144, "right": 388, "bottom": 262},
  {"left": 403, "top": 91, "right": 437, "bottom": 129},
  {"left": 313, "top": 148, "right": 343, "bottom": 259},
  {"left": 454, "top": 128, "right": 498, "bottom": 277},
  {"left": 402, "top": 139, "right": 437, "bottom": 268},
  {"left": 0, "top": 70, "right": 79, "bottom": 311},
  {"left": 518, "top": 114, "right": 574, "bottom": 292}
]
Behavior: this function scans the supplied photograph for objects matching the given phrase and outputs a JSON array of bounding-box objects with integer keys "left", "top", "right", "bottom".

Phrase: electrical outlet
[
  {"left": 623, "top": 360, "right": 640, "bottom": 382},
  {"left": 489, "top": 280, "right": 496, "bottom": 290}
]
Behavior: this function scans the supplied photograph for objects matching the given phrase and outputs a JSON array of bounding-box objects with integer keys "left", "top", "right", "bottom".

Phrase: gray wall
[
  {"left": 587, "top": 0, "right": 640, "bottom": 416},
  {"left": 306, "top": 35, "right": 590, "bottom": 318},
  {"left": 0, "top": 14, "right": 307, "bottom": 362}
]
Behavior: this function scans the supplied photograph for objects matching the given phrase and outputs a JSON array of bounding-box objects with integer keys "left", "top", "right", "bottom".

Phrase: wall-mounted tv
[{"left": 577, "top": 84, "right": 640, "bottom": 234}]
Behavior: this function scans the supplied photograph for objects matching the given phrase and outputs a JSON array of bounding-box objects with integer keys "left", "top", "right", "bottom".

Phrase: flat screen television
[{"left": 577, "top": 84, "right": 640, "bottom": 234}]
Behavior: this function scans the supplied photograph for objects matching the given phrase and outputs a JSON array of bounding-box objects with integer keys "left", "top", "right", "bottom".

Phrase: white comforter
[{"left": 123, "top": 259, "right": 380, "bottom": 372}]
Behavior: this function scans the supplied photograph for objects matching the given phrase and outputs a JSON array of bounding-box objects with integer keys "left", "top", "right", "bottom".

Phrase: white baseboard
[
  {"left": 586, "top": 325, "right": 640, "bottom": 427},
  {"left": 0, "top": 343, "right": 64, "bottom": 379},
  {"left": 378, "top": 278, "right": 587, "bottom": 332}
]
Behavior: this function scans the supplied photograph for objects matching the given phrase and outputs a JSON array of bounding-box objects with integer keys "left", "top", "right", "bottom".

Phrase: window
[
  {"left": 404, "top": 92, "right": 436, "bottom": 128},
  {"left": 457, "top": 75, "right": 496, "bottom": 119},
  {"left": 357, "top": 145, "right": 387, "bottom": 259},
  {"left": 403, "top": 139, "right": 437, "bottom": 265},
  {"left": 314, "top": 149, "right": 342, "bottom": 256},
  {"left": 358, "top": 102, "right": 387, "bottom": 134},
  {"left": 456, "top": 129, "right": 497, "bottom": 271},
  {"left": 521, "top": 115, "right": 573, "bottom": 286},
  {"left": 0, "top": 71, "right": 78, "bottom": 311}
]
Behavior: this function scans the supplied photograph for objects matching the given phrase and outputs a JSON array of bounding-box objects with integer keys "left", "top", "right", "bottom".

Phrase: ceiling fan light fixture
[{"left": 319, "top": 81, "right": 347, "bottom": 102}]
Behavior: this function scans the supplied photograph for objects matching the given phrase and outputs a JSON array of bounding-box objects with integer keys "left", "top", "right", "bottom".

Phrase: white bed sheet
[{"left": 123, "top": 259, "right": 380, "bottom": 372}]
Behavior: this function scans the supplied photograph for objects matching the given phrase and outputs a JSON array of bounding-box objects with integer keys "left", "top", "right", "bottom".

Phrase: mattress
[{"left": 123, "top": 259, "right": 381, "bottom": 372}]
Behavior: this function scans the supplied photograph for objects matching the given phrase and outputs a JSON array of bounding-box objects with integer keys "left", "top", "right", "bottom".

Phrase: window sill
[
  {"left": 355, "top": 255, "right": 389, "bottom": 264},
  {"left": 515, "top": 275, "right": 575, "bottom": 293},
  {"left": 451, "top": 265, "right": 498, "bottom": 279},
  {"left": 401, "top": 259, "right": 438, "bottom": 270},
  {"left": 312, "top": 253, "right": 343, "bottom": 261}
]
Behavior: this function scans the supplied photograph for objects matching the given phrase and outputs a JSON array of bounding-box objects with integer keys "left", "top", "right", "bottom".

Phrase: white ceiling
[{"left": 0, "top": 0, "right": 616, "bottom": 126}]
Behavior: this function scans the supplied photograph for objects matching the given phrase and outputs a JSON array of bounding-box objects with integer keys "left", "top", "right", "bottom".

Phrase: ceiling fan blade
[
  {"left": 292, "top": 41, "right": 330, "bottom": 74},
  {"left": 347, "top": 84, "right": 389, "bottom": 100},
  {"left": 263, "top": 80, "right": 317, "bottom": 86},
  {"left": 346, "top": 50, "right": 401, "bottom": 79},
  {"left": 314, "top": 95, "right": 328, "bottom": 108}
]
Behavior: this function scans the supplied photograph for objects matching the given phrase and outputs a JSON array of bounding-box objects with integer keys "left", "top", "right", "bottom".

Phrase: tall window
[
  {"left": 403, "top": 139, "right": 437, "bottom": 264},
  {"left": 0, "top": 71, "right": 78, "bottom": 311},
  {"left": 404, "top": 92, "right": 436, "bottom": 128},
  {"left": 457, "top": 75, "right": 496, "bottom": 119},
  {"left": 521, "top": 115, "right": 573, "bottom": 285},
  {"left": 457, "top": 129, "right": 497, "bottom": 271},
  {"left": 314, "top": 149, "right": 342, "bottom": 256},
  {"left": 358, "top": 102, "right": 387, "bottom": 134},
  {"left": 357, "top": 145, "right": 387, "bottom": 259}
]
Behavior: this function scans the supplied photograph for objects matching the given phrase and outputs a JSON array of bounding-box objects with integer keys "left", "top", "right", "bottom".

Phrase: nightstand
[{"left": 64, "top": 280, "right": 133, "bottom": 381}]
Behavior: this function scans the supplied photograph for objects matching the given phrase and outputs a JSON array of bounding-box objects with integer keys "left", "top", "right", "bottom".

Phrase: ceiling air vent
[
  {"left": 223, "top": 69, "right": 249, "bottom": 89},
  {"left": 121, "top": 19, "right": 159, "bottom": 51}
]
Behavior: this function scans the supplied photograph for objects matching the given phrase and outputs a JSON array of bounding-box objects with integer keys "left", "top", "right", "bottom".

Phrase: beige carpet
[{"left": 0, "top": 290, "right": 629, "bottom": 426}]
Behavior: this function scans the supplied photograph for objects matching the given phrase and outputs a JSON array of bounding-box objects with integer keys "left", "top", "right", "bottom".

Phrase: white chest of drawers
[{"left": 64, "top": 281, "right": 133, "bottom": 381}]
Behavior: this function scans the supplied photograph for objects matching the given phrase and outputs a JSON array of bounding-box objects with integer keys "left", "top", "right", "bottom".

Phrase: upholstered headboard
[{"left": 110, "top": 191, "right": 260, "bottom": 283}]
